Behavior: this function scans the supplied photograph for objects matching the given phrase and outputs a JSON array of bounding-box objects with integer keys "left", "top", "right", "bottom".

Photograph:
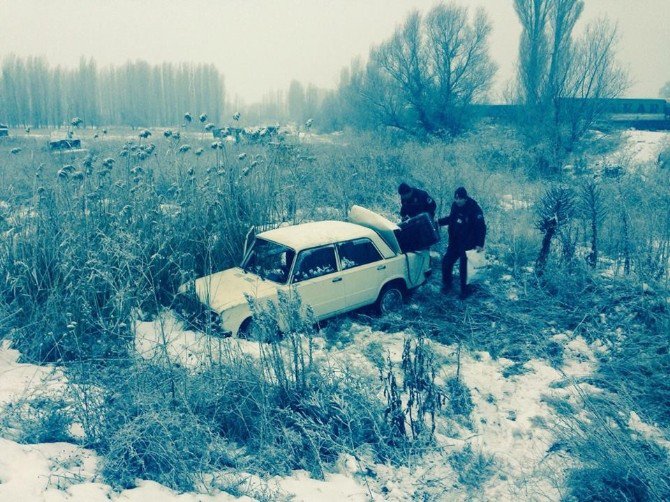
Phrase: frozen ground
[
  {"left": 603, "top": 129, "right": 669, "bottom": 167},
  {"left": 0, "top": 126, "right": 667, "bottom": 500},
  {"left": 5, "top": 309, "right": 660, "bottom": 501}
]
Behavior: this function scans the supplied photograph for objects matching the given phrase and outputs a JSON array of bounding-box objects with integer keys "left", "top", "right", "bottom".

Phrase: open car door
[{"left": 242, "top": 226, "right": 256, "bottom": 263}]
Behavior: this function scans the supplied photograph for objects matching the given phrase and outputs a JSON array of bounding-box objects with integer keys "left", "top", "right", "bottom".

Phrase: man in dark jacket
[
  {"left": 398, "top": 182, "right": 437, "bottom": 221},
  {"left": 437, "top": 187, "right": 486, "bottom": 299}
]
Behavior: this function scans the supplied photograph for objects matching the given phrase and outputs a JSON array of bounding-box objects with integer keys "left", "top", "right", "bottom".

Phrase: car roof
[{"left": 258, "top": 220, "right": 380, "bottom": 251}]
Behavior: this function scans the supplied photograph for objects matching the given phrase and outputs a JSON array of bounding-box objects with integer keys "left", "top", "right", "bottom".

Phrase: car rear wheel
[{"left": 375, "top": 283, "right": 405, "bottom": 315}]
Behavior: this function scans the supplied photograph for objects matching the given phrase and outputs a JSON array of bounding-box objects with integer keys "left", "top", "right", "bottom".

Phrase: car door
[
  {"left": 336, "top": 238, "right": 386, "bottom": 309},
  {"left": 290, "top": 245, "right": 346, "bottom": 319}
]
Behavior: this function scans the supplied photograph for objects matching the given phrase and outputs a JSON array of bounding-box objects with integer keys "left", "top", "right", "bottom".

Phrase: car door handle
[
  {"left": 377, "top": 265, "right": 386, "bottom": 270},
  {"left": 332, "top": 277, "right": 343, "bottom": 283}
]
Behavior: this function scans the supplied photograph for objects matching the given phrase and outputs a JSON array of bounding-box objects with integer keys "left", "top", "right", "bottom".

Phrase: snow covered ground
[
  {"left": 603, "top": 129, "right": 669, "bottom": 167},
  {"left": 0, "top": 127, "right": 667, "bottom": 500},
  {"left": 2, "top": 310, "right": 645, "bottom": 501}
]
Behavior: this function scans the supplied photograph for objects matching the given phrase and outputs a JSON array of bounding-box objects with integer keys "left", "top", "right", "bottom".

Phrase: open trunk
[{"left": 348, "top": 205, "right": 402, "bottom": 255}]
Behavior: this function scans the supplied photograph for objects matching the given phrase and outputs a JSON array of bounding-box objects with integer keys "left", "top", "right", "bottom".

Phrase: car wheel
[
  {"left": 237, "top": 318, "right": 254, "bottom": 339},
  {"left": 237, "top": 317, "right": 282, "bottom": 342},
  {"left": 376, "top": 284, "right": 405, "bottom": 315}
]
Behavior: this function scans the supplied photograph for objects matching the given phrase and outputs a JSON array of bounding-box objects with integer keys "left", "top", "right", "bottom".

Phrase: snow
[
  {"left": 628, "top": 412, "right": 670, "bottom": 451},
  {"left": 0, "top": 438, "right": 249, "bottom": 501},
  {"left": 259, "top": 220, "right": 380, "bottom": 251},
  {"left": 275, "top": 470, "right": 374, "bottom": 501},
  {"left": 499, "top": 194, "right": 532, "bottom": 211},
  {"left": 0, "top": 439, "right": 98, "bottom": 501},
  {"left": 557, "top": 335, "right": 599, "bottom": 378},
  {"left": 0, "top": 307, "right": 665, "bottom": 501},
  {"left": 0, "top": 340, "right": 65, "bottom": 407},
  {"left": 0, "top": 321, "right": 604, "bottom": 502},
  {"left": 602, "top": 129, "right": 669, "bottom": 167},
  {"left": 619, "top": 130, "right": 668, "bottom": 164},
  {"left": 134, "top": 311, "right": 262, "bottom": 367},
  {"left": 130, "top": 316, "right": 627, "bottom": 500}
]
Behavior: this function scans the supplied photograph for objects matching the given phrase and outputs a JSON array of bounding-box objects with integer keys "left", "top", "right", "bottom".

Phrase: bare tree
[
  {"left": 373, "top": 11, "right": 433, "bottom": 133},
  {"left": 425, "top": 5, "right": 497, "bottom": 132},
  {"left": 514, "top": 0, "right": 584, "bottom": 109},
  {"left": 578, "top": 177, "right": 607, "bottom": 268},
  {"left": 287, "top": 80, "right": 306, "bottom": 124},
  {"left": 348, "top": 57, "right": 409, "bottom": 132},
  {"left": 0, "top": 56, "right": 226, "bottom": 127},
  {"left": 560, "top": 19, "right": 629, "bottom": 141},
  {"left": 355, "top": 2, "right": 496, "bottom": 136},
  {"left": 545, "top": 0, "right": 583, "bottom": 105},
  {"left": 513, "top": 0, "right": 628, "bottom": 170}
]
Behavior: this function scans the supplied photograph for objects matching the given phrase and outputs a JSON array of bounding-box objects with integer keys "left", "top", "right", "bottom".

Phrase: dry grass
[{"left": 0, "top": 125, "right": 668, "bottom": 495}]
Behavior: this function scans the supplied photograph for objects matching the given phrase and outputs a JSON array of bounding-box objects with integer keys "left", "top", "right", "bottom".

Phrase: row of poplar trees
[{"left": 0, "top": 55, "right": 225, "bottom": 128}]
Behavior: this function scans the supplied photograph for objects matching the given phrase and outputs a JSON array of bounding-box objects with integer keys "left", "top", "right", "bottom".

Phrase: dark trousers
[{"left": 442, "top": 245, "right": 467, "bottom": 292}]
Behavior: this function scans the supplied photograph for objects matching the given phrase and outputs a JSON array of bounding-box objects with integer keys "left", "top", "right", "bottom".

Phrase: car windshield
[{"left": 241, "top": 238, "right": 295, "bottom": 284}]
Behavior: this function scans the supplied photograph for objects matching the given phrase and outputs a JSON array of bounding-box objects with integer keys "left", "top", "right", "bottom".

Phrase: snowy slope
[{"left": 1, "top": 303, "right": 667, "bottom": 501}]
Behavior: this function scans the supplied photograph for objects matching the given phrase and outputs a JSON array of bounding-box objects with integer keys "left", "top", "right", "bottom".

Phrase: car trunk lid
[{"left": 348, "top": 205, "right": 401, "bottom": 256}]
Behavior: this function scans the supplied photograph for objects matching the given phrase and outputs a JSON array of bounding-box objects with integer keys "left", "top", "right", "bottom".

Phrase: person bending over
[{"left": 398, "top": 182, "right": 436, "bottom": 221}]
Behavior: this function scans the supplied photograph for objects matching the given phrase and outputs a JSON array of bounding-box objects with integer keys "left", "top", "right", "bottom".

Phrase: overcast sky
[{"left": 0, "top": 0, "right": 668, "bottom": 103}]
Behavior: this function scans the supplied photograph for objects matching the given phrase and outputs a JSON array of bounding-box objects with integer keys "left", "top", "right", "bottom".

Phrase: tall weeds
[{"left": 0, "top": 126, "right": 668, "bottom": 495}]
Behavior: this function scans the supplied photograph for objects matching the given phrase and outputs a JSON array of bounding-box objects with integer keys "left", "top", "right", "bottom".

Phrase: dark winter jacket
[
  {"left": 437, "top": 197, "right": 486, "bottom": 250},
  {"left": 400, "top": 188, "right": 437, "bottom": 220}
]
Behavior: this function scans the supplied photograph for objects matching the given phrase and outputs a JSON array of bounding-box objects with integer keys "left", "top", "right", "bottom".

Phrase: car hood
[{"left": 192, "top": 267, "right": 279, "bottom": 313}]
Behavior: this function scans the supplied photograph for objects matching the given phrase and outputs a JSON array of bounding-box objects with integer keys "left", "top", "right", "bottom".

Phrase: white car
[{"left": 179, "top": 206, "right": 432, "bottom": 337}]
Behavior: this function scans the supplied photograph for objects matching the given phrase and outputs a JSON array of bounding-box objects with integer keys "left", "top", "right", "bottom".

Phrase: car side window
[
  {"left": 293, "top": 246, "right": 338, "bottom": 283},
  {"left": 337, "top": 239, "right": 383, "bottom": 270}
]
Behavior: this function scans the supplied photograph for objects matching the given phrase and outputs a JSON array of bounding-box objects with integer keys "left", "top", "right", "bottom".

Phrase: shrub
[
  {"left": 567, "top": 466, "right": 652, "bottom": 502},
  {"left": 560, "top": 409, "right": 670, "bottom": 502},
  {"left": 545, "top": 374, "right": 670, "bottom": 502},
  {"left": 78, "top": 293, "right": 400, "bottom": 487},
  {"left": 189, "top": 293, "right": 396, "bottom": 477},
  {"left": 445, "top": 377, "right": 474, "bottom": 418},
  {"left": 449, "top": 444, "right": 496, "bottom": 489},
  {"left": 101, "top": 409, "right": 231, "bottom": 491},
  {"left": 1, "top": 396, "right": 74, "bottom": 444}
]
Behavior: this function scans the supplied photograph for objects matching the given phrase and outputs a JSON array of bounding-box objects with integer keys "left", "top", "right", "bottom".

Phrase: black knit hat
[
  {"left": 398, "top": 182, "right": 412, "bottom": 195},
  {"left": 454, "top": 187, "right": 468, "bottom": 199}
]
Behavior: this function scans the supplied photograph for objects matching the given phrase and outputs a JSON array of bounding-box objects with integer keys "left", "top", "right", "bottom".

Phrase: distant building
[{"left": 473, "top": 98, "right": 670, "bottom": 131}]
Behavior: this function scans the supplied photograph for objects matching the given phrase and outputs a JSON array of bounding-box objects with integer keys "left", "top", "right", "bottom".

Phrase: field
[{"left": 0, "top": 124, "right": 669, "bottom": 501}]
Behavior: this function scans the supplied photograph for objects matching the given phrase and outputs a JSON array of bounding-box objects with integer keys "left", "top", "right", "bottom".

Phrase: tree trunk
[{"left": 536, "top": 218, "right": 557, "bottom": 275}]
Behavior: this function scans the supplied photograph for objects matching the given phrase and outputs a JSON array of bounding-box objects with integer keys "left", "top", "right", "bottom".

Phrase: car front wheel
[
  {"left": 375, "top": 283, "right": 405, "bottom": 315},
  {"left": 237, "top": 318, "right": 254, "bottom": 339},
  {"left": 237, "top": 317, "right": 282, "bottom": 342}
]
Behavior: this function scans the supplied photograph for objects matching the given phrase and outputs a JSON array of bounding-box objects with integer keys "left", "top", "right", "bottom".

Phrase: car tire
[
  {"left": 375, "top": 283, "right": 405, "bottom": 315},
  {"left": 237, "top": 317, "right": 282, "bottom": 342},
  {"left": 237, "top": 318, "right": 254, "bottom": 339}
]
